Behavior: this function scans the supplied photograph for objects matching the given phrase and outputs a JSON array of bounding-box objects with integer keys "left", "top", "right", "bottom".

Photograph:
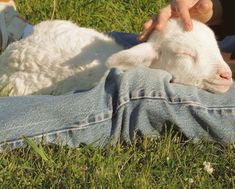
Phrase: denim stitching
[
  {"left": 2, "top": 88, "right": 235, "bottom": 149},
  {"left": 115, "top": 89, "right": 235, "bottom": 114},
  {"left": 0, "top": 109, "right": 113, "bottom": 148},
  {"left": 0, "top": 114, "right": 112, "bottom": 150}
]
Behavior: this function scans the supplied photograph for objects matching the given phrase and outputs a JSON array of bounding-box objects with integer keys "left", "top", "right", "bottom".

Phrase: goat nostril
[{"left": 219, "top": 71, "right": 232, "bottom": 80}]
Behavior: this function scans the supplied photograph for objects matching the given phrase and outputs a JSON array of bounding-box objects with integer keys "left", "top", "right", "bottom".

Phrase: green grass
[
  {"left": 0, "top": 0, "right": 234, "bottom": 188},
  {"left": 1, "top": 134, "right": 235, "bottom": 188},
  {"left": 16, "top": 0, "right": 166, "bottom": 33}
]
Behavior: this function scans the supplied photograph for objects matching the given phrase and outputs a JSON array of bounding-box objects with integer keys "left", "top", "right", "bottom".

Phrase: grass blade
[{"left": 22, "top": 136, "right": 49, "bottom": 161}]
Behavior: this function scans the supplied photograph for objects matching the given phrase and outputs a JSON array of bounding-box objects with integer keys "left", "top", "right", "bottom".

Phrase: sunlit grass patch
[{"left": 0, "top": 134, "right": 234, "bottom": 188}]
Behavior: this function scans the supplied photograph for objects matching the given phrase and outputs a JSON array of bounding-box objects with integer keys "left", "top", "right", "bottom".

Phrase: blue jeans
[
  {"left": 0, "top": 32, "right": 235, "bottom": 151},
  {"left": 219, "top": 35, "right": 235, "bottom": 53}
]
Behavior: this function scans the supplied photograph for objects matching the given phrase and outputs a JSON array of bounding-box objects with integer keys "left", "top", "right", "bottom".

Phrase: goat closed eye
[
  {"left": 175, "top": 51, "right": 196, "bottom": 61},
  {"left": 163, "top": 40, "right": 197, "bottom": 62}
]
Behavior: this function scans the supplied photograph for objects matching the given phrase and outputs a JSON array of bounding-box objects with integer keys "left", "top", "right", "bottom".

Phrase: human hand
[{"left": 139, "top": 0, "right": 213, "bottom": 41}]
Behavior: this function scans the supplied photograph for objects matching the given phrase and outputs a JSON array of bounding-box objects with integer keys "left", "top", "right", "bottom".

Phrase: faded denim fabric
[
  {"left": 0, "top": 32, "right": 235, "bottom": 151},
  {"left": 106, "top": 32, "right": 142, "bottom": 49},
  {"left": 107, "top": 31, "right": 235, "bottom": 53},
  {"left": 219, "top": 35, "right": 235, "bottom": 53}
]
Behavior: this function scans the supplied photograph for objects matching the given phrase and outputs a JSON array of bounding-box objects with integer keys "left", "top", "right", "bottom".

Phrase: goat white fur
[{"left": 0, "top": 19, "right": 232, "bottom": 95}]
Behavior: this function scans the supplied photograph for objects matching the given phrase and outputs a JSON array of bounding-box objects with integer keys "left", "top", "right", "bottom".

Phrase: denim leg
[
  {"left": 218, "top": 35, "right": 235, "bottom": 53},
  {"left": 22, "top": 24, "right": 34, "bottom": 38},
  {"left": 105, "top": 32, "right": 141, "bottom": 49},
  {"left": 0, "top": 71, "right": 115, "bottom": 150},
  {"left": 109, "top": 68, "right": 235, "bottom": 144},
  {"left": 0, "top": 67, "right": 235, "bottom": 151},
  {"left": 106, "top": 31, "right": 235, "bottom": 54}
]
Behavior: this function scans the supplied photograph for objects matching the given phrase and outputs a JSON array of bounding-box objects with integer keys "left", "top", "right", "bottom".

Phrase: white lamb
[{"left": 0, "top": 18, "right": 232, "bottom": 96}]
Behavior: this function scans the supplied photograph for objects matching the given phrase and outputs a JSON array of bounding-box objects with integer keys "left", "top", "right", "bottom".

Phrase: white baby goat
[{"left": 0, "top": 18, "right": 232, "bottom": 96}]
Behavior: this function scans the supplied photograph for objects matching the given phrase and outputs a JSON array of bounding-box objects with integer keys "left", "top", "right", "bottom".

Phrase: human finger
[
  {"left": 138, "top": 5, "right": 171, "bottom": 41},
  {"left": 143, "top": 18, "right": 153, "bottom": 30},
  {"left": 154, "top": 5, "right": 172, "bottom": 31},
  {"left": 138, "top": 27, "right": 155, "bottom": 41},
  {"left": 174, "top": 0, "right": 193, "bottom": 31},
  {"left": 139, "top": 15, "right": 158, "bottom": 41}
]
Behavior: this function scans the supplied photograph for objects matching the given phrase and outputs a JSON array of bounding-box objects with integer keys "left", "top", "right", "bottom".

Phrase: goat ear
[{"left": 106, "top": 43, "right": 158, "bottom": 70}]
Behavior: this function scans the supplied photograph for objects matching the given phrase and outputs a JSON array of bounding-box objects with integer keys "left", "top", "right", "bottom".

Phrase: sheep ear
[{"left": 106, "top": 43, "right": 158, "bottom": 70}]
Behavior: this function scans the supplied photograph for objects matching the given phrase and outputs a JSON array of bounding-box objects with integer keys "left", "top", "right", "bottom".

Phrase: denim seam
[
  {"left": 0, "top": 116, "right": 112, "bottom": 149},
  {"left": 115, "top": 95, "right": 235, "bottom": 116}
]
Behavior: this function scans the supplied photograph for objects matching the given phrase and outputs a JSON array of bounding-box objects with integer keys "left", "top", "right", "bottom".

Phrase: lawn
[{"left": 0, "top": 0, "right": 234, "bottom": 188}]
